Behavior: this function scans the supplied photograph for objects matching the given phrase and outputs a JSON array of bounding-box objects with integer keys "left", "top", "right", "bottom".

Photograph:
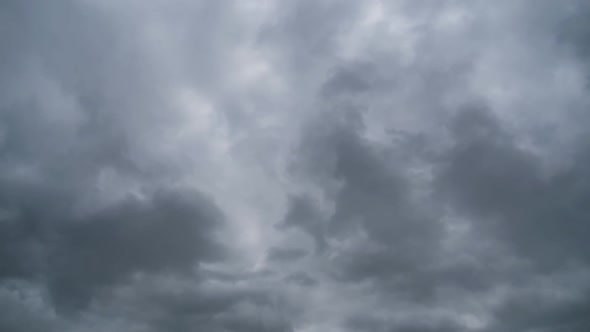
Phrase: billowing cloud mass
[{"left": 2, "top": 0, "right": 590, "bottom": 331}]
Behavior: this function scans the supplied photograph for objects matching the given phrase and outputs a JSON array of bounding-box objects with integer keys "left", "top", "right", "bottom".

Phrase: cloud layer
[{"left": 2, "top": 0, "right": 590, "bottom": 331}]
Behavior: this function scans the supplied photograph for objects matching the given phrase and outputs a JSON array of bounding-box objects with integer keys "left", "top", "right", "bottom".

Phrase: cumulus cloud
[{"left": 2, "top": 0, "right": 590, "bottom": 331}]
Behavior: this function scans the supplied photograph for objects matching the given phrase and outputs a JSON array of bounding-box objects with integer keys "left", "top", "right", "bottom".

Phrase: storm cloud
[{"left": 2, "top": 0, "right": 590, "bottom": 331}]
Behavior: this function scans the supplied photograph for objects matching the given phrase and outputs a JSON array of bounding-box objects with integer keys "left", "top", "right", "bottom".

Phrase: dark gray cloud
[
  {"left": 128, "top": 281, "right": 296, "bottom": 332},
  {"left": 0, "top": 282, "right": 60, "bottom": 332},
  {"left": 266, "top": 247, "right": 307, "bottom": 262},
  {"left": 3, "top": 0, "right": 590, "bottom": 331},
  {"left": 48, "top": 189, "right": 226, "bottom": 311},
  {"left": 436, "top": 106, "right": 590, "bottom": 268}
]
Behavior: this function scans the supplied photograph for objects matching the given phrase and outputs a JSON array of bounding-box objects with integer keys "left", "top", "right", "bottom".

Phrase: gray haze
[{"left": 2, "top": 0, "right": 590, "bottom": 331}]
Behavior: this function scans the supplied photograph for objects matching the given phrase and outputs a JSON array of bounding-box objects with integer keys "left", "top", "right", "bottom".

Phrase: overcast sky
[{"left": 2, "top": 1, "right": 590, "bottom": 331}]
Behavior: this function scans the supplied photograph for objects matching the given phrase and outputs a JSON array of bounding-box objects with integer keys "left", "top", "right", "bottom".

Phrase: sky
[{"left": 2, "top": 0, "right": 590, "bottom": 331}]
